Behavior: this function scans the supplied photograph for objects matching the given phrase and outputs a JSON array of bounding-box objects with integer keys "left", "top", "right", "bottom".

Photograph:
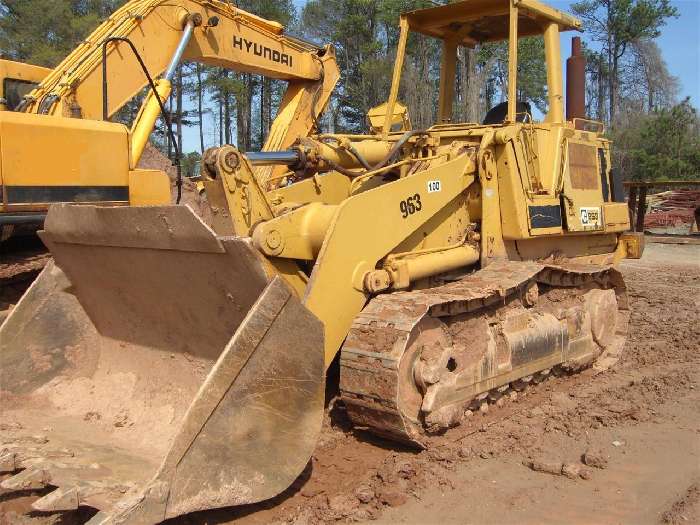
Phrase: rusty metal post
[
  {"left": 628, "top": 185, "right": 638, "bottom": 230},
  {"left": 636, "top": 185, "right": 648, "bottom": 233},
  {"left": 566, "top": 37, "right": 586, "bottom": 121}
]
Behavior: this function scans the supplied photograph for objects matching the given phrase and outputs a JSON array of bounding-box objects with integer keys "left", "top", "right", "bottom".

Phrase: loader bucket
[{"left": 0, "top": 205, "right": 325, "bottom": 523}]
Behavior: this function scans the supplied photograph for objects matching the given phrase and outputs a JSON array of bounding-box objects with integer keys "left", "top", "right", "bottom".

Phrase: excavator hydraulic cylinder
[
  {"left": 130, "top": 78, "right": 172, "bottom": 165},
  {"left": 247, "top": 140, "right": 393, "bottom": 172},
  {"left": 129, "top": 17, "right": 198, "bottom": 165}
]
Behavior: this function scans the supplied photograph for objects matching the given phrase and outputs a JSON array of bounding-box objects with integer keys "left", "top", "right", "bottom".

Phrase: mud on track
[{"left": 1, "top": 243, "right": 698, "bottom": 525}]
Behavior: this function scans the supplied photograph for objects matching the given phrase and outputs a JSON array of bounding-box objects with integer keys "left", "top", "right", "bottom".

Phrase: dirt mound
[
  {"left": 137, "top": 143, "right": 213, "bottom": 226},
  {"left": 662, "top": 482, "right": 700, "bottom": 524}
]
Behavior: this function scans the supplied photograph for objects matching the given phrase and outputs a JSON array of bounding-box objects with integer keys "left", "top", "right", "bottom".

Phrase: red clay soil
[{"left": 2, "top": 243, "right": 696, "bottom": 525}]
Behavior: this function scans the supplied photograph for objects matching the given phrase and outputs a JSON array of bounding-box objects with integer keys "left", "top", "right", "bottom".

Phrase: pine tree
[
  {"left": 0, "top": 0, "right": 123, "bottom": 66},
  {"left": 572, "top": 0, "right": 678, "bottom": 125}
]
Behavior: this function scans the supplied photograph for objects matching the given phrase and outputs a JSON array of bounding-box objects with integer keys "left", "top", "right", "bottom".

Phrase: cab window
[{"left": 3, "top": 78, "right": 38, "bottom": 110}]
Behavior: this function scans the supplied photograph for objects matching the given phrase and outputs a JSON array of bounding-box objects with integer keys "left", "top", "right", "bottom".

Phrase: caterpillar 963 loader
[
  {"left": 0, "top": 0, "right": 339, "bottom": 238},
  {"left": 0, "top": 0, "right": 644, "bottom": 523}
]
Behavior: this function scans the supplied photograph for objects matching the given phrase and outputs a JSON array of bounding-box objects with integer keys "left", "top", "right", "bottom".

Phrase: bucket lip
[{"left": 42, "top": 204, "right": 225, "bottom": 253}]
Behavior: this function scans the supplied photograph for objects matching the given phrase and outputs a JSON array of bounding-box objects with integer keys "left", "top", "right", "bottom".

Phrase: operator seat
[{"left": 482, "top": 101, "right": 532, "bottom": 125}]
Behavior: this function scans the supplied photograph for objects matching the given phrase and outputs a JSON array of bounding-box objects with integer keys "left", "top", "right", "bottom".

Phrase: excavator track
[{"left": 340, "top": 260, "right": 629, "bottom": 447}]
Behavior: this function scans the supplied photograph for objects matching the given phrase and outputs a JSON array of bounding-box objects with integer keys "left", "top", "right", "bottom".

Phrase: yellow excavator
[
  {"left": 1, "top": 0, "right": 643, "bottom": 523},
  {"left": 0, "top": 0, "right": 339, "bottom": 238},
  {"left": 0, "top": 59, "right": 51, "bottom": 239}
]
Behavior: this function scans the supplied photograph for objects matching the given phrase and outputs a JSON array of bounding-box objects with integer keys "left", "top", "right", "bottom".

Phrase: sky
[
  {"left": 182, "top": 0, "right": 700, "bottom": 152},
  {"left": 555, "top": 0, "right": 700, "bottom": 108}
]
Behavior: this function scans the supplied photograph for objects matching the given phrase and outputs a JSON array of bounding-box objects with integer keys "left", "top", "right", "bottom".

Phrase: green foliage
[
  {"left": 479, "top": 37, "right": 548, "bottom": 114},
  {"left": 624, "top": 99, "right": 700, "bottom": 181},
  {"left": 0, "top": 0, "right": 122, "bottom": 66},
  {"left": 180, "top": 151, "right": 202, "bottom": 178},
  {"left": 302, "top": 0, "right": 401, "bottom": 132},
  {"left": 571, "top": 0, "right": 678, "bottom": 123},
  {"left": 572, "top": 0, "right": 677, "bottom": 49}
]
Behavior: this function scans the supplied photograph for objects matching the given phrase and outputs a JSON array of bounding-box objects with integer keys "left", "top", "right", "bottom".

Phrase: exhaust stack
[{"left": 566, "top": 36, "right": 586, "bottom": 121}]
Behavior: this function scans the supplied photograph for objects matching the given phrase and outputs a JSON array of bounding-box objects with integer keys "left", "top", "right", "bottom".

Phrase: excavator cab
[{"left": 0, "top": 60, "right": 50, "bottom": 112}]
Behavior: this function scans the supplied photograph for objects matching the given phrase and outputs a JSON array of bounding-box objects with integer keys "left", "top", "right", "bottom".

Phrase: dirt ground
[{"left": 1, "top": 242, "right": 698, "bottom": 525}]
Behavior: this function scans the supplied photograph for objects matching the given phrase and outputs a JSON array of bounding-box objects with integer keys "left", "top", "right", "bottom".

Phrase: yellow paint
[
  {"left": 0, "top": 60, "right": 51, "bottom": 111},
  {"left": 130, "top": 79, "right": 172, "bottom": 166},
  {"left": 543, "top": 22, "right": 564, "bottom": 123},
  {"left": 128, "top": 169, "right": 171, "bottom": 205},
  {"left": 303, "top": 154, "right": 475, "bottom": 366},
  {"left": 0, "top": 112, "right": 130, "bottom": 213},
  {"left": 507, "top": 1, "right": 519, "bottom": 123}
]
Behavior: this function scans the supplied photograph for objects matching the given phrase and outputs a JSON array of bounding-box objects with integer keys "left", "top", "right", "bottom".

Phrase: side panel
[
  {"left": 0, "top": 112, "right": 130, "bottom": 213},
  {"left": 497, "top": 141, "right": 530, "bottom": 239},
  {"left": 562, "top": 140, "right": 605, "bottom": 232}
]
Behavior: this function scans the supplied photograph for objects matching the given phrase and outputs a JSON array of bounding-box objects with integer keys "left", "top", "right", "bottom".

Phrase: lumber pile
[{"left": 644, "top": 189, "right": 700, "bottom": 227}]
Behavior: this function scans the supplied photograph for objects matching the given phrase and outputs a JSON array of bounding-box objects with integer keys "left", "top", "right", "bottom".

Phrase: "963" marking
[{"left": 400, "top": 194, "right": 422, "bottom": 218}]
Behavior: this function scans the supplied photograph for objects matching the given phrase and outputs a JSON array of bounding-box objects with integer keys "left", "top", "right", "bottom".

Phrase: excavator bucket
[{"left": 0, "top": 205, "right": 325, "bottom": 523}]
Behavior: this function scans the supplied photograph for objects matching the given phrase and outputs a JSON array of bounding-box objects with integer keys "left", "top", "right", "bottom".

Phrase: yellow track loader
[
  {"left": 1, "top": 0, "right": 644, "bottom": 523},
  {"left": 0, "top": 0, "right": 339, "bottom": 237}
]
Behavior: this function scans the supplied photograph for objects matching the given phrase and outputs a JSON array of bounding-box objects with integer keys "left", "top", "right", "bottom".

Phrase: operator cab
[
  {"left": 377, "top": 0, "right": 581, "bottom": 134},
  {"left": 0, "top": 59, "right": 50, "bottom": 111}
]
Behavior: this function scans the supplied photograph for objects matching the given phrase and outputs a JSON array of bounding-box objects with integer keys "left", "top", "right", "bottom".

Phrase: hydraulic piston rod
[
  {"left": 247, "top": 150, "right": 301, "bottom": 166},
  {"left": 130, "top": 15, "right": 200, "bottom": 165}
]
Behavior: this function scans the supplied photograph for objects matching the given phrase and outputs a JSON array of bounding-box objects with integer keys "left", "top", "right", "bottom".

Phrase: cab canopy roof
[{"left": 404, "top": 0, "right": 581, "bottom": 46}]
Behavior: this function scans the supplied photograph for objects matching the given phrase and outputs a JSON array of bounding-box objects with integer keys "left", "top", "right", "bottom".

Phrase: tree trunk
[
  {"left": 610, "top": 53, "right": 619, "bottom": 125},
  {"left": 197, "top": 64, "right": 205, "bottom": 153},
  {"left": 223, "top": 70, "right": 232, "bottom": 145},
  {"left": 465, "top": 47, "right": 480, "bottom": 122},
  {"left": 236, "top": 73, "right": 251, "bottom": 152},
  {"left": 597, "top": 56, "right": 606, "bottom": 123},
  {"left": 245, "top": 74, "right": 253, "bottom": 150},
  {"left": 166, "top": 96, "right": 172, "bottom": 158},
  {"left": 218, "top": 91, "right": 223, "bottom": 146}
]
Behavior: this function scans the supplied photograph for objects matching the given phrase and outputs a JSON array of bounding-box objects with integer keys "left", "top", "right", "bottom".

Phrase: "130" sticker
[{"left": 427, "top": 180, "right": 442, "bottom": 193}]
